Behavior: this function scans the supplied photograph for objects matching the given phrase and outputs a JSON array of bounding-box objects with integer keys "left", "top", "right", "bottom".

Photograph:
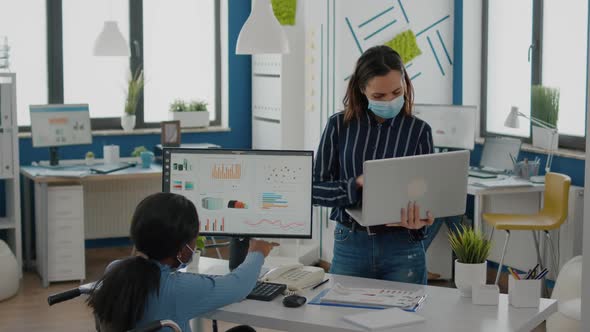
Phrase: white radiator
[
  {"left": 546, "top": 185, "right": 585, "bottom": 279},
  {"left": 83, "top": 177, "right": 161, "bottom": 239}
]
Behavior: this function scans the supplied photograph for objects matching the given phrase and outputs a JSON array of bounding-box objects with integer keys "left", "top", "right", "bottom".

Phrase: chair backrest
[{"left": 541, "top": 172, "right": 571, "bottom": 228}]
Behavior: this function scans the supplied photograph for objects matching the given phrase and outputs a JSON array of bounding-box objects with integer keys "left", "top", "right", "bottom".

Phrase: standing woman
[{"left": 313, "top": 45, "right": 435, "bottom": 284}]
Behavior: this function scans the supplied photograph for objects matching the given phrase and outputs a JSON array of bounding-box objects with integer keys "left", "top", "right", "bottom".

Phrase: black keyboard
[{"left": 246, "top": 281, "right": 287, "bottom": 301}]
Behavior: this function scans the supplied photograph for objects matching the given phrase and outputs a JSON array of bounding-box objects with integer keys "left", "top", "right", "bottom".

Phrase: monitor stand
[
  {"left": 49, "top": 147, "right": 59, "bottom": 166},
  {"left": 229, "top": 237, "right": 250, "bottom": 271}
]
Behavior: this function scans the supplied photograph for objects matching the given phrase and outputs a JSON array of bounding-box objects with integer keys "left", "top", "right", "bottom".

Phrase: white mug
[{"left": 103, "top": 145, "right": 120, "bottom": 165}]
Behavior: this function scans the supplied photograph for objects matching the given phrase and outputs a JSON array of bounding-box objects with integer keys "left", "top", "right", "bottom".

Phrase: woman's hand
[
  {"left": 386, "top": 201, "right": 434, "bottom": 229},
  {"left": 249, "top": 239, "right": 279, "bottom": 257},
  {"left": 355, "top": 175, "right": 364, "bottom": 188}
]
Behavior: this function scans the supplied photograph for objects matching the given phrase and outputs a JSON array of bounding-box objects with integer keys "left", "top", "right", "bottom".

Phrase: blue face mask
[{"left": 368, "top": 95, "right": 404, "bottom": 119}]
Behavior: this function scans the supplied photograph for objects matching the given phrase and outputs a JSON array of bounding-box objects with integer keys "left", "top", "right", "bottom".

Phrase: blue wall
[{"left": 0, "top": 0, "right": 252, "bottom": 217}]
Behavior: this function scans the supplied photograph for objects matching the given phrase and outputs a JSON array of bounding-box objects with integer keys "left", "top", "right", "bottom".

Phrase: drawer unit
[{"left": 45, "top": 186, "right": 85, "bottom": 282}]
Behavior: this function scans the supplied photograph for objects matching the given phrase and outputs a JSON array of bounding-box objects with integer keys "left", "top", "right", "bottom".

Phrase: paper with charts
[
  {"left": 320, "top": 283, "right": 426, "bottom": 309},
  {"left": 168, "top": 152, "right": 312, "bottom": 236}
]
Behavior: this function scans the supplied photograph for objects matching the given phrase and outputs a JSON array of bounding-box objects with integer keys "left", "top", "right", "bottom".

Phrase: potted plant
[
  {"left": 85, "top": 151, "right": 95, "bottom": 166},
  {"left": 122, "top": 68, "right": 144, "bottom": 132},
  {"left": 131, "top": 146, "right": 147, "bottom": 164},
  {"left": 186, "top": 236, "right": 207, "bottom": 273},
  {"left": 169, "top": 99, "right": 210, "bottom": 128},
  {"left": 449, "top": 225, "right": 492, "bottom": 297},
  {"left": 531, "top": 85, "right": 559, "bottom": 150}
]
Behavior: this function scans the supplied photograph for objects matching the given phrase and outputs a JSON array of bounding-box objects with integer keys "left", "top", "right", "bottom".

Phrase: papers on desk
[
  {"left": 343, "top": 307, "right": 425, "bottom": 331},
  {"left": 470, "top": 177, "right": 534, "bottom": 188},
  {"left": 319, "top": 283, "right": 426, "bottom": 310}
]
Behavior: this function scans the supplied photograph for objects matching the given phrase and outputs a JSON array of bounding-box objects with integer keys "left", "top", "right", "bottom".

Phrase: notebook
[{"left": 343, "top": 307, "right": 425, "bottom": 331}]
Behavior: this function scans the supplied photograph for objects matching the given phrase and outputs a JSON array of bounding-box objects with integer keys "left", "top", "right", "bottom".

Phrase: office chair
[{"left": 482, "top": 172, "right": 570, "bottom": 285}]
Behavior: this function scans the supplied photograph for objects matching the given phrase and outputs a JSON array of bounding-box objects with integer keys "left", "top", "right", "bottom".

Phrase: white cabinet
[
  {"left": 0, "top": 73, "right": 21, "bottom": 275},
  {"left": 251, "top": 2, "right": 306, "bottom": 150},
  {"left": 35, "top": 185, "right": 85, "bottom": 284}
]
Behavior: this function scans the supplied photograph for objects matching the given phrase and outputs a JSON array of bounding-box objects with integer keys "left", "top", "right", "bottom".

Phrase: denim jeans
[
  {"left": 423, "top": 216, "right": 463, "bottom": 251},
  {"left": 330, "top": 223, "right": 427, "bottom": 285}
]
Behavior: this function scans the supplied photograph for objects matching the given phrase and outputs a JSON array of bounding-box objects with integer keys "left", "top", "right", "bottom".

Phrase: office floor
[{"left": 0, "top": 246, "right": 545, "bottom": 332}]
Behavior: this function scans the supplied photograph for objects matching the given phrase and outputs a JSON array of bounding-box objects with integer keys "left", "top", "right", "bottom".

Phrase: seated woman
[{"left": 87, "top": 192, "right": 277, "bottom": 332}]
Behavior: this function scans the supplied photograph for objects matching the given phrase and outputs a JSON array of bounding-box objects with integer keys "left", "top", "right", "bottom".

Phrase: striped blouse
[{"left": 312, "top": 110, "right": 434, "bottom": 230}]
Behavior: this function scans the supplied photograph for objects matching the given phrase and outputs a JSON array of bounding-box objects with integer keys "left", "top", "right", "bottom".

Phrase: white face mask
[
  {"left": 367, "top": 95, "right": 404, "bottom": 119},
  {"left": 176, "top": 244, "right": 196, "bottom": 269}
]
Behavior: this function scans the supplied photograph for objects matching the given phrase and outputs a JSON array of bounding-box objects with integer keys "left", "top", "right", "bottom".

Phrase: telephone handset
[{"left": 261, "top": 264, "right": 325, "bottom": 291}]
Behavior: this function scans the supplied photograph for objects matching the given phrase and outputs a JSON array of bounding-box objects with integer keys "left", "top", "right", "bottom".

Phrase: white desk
[
  {"left": 195, "top": 257, "right": 556, "bottom": 332},
  {"left": 468, "top": 176, "right": 545, "bottom": 233},
  {"left": 21, "top": 162, "right": 162, "bottom": 287}
]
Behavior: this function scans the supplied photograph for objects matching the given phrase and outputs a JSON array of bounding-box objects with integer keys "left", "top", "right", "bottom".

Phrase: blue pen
[{"left": 535, "top": 269, "right": 549, "bottom": 280}]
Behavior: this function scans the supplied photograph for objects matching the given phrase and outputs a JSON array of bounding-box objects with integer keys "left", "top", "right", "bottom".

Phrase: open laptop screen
[{"left": 479, "top": 137, "right": 521, "bottom": 171}]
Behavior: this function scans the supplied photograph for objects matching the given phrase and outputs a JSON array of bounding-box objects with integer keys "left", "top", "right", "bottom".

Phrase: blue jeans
[
  {"left": 423, "top": 216, "right": 463, "bottom": 251},
  {"left": 330, "top": 223, "right": 427, "bottom": 284}
]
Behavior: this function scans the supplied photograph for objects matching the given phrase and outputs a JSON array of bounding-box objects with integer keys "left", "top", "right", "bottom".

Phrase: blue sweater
[{"left": 135, "top": 252, "right": 264, "bottom": 331}]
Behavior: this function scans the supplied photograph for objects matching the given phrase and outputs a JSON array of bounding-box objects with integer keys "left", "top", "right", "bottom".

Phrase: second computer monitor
[
  {"left": 413, "top": 104, "right": 476, "bottom": 150},
  {"left": 30, "top": 104, "right": 92, "bottom": 148},
  {"left": 162, "top": 148, "right": 313, "bottom": 239}
]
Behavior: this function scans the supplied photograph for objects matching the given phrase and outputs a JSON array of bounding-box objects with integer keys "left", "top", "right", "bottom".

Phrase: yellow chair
[{"left": 483, "top": 172, "right": 571, "bottom": 285}]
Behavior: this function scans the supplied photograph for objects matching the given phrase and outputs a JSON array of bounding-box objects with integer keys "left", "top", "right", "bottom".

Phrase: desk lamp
[{"left": 504, "top": 106, "right": 558, "bottom": 183}]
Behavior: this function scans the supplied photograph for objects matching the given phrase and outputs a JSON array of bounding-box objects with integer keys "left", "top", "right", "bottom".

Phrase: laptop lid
[
  {"left": 356, "top": 150, "right": 469, "bottom": 227},
  {"left": 479, "top": 137, "right": 521, "bottom": 171}
]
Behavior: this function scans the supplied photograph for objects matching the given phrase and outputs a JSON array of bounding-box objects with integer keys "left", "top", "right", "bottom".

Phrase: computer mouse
[{"left": 282, "top": 294, "right": 307, "bottom": 308}]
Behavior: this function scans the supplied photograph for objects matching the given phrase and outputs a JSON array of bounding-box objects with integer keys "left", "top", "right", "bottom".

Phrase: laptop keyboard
[{"left": 468, "top": 170, "right": 498, "bottom": 179}]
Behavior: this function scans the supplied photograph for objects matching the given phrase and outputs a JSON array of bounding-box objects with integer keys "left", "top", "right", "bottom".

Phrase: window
[
  {"left": 62, "top": 0, "right": 130, "bottom": 120},
  {"left": 484, "top": 0, "right": 588, "bottom": 149},
  {"left": 14, "top": 0, "right": 221, "bottom": 129},
  {"left": 0, "top": 0, "right": 47, "bottom": 126},
  {"left": 542, "top": 0, "right": 588, "bottom": 138},
  {"left": 485, "top": 0, "right": 533, "bottom": 138},
  {"left": 143, "top": 0, "right": 217, "bottom": 123}
]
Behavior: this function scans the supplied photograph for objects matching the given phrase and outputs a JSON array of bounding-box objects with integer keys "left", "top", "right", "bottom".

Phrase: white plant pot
[
  {"left": 532, "top": 126, "right": 558, "bottom": 150},
  {"left": 454, "top": 260, "right": 487, "bottom": 297},
  {"left": 121, "top": 114, "right": 136, "bottom": 132},
  {"left": 171, "top": 111, "right": 210, "bottom": 128},
  {"left": 85, "top": 157, "right": 95, "bottom": 166},
  {"left": 186, "top": 250, "right": 201, "bottom": 274}
]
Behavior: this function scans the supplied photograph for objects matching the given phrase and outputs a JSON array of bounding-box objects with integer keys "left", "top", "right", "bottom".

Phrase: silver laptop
[
  {"left": 345, "top": 150, "right": 469, "bottom": 227},
  {"left": 470, "top": 136, "right": 521, "bottom": 175}
]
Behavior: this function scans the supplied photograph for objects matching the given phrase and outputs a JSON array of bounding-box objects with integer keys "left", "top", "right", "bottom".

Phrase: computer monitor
[
  {"left": 413, "top": 104, "right": 476, "bottom": 150},
  {"left": 479, "top": 136, "right": 522, "bottom": 172},
  {"left": 30, "top": 104, "right": 92, "bottom": 166},
  {"left": 162, "top": 148, "right": 314, "bottom": 269}
]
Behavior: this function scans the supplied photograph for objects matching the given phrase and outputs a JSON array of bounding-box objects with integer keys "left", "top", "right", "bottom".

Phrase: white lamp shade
[
  {"left": 236, "top": 0, "right": 289, "bottom": 54},
  {"left": 504, "top": 106, "right": 521, "bottom": 129},
  {"left": 93, "top": 21, "right": 130, "bottom": 56}
]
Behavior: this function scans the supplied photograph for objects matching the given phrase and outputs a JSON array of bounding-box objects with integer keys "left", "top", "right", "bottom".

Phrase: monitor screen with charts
[
  {"left": 30, "top": 104, "right": 92, "bottom": 148},
  {"left": 413, "top": 104, "right": 476, "bottom": 150},
  {"left": 162, "top": 148, "right": 313, "bottom": 239}
]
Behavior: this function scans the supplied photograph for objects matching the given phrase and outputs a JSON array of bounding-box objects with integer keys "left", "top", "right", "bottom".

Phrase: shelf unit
[
  {"left": 251, "top": 4, "right": 305, "bottom": 150},
  {"left": 0, "top": 73, "right": 21, "bottom": 274}
]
